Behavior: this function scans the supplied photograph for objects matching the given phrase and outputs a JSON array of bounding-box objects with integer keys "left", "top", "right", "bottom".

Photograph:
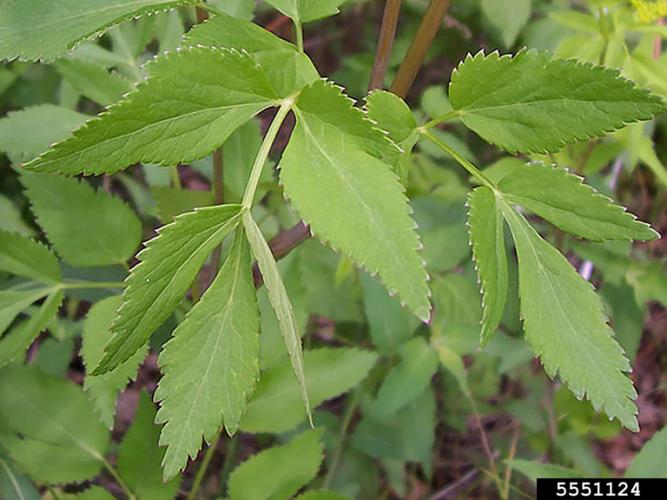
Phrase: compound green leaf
[
  {"left": 0, "top": 289, "right": 63, "bottom": 368},
  {"left": 94, "top": 204, "right": 242, "bottom": 374},
  {"left": 22, "top": 173, "right": 142, "bottom": 267},
  {"left": 499, "top": 163, "right": 658, "bottom": 242},
  {"left": 184, "top": 12, "right": 319, "bottom": 98},
  {"left": 265, "top": 0, "right": 347, "bottom": 23},
  {"left": 82, "top": 296, "right": 146, "bottom": 429},
  {"left": 0, "top": 105, "right": 87, "bottom": 164},
  {"left": 625, "top": 428, "right": 667, "bottom": 478},
  {"left": 468, "top": 187, "right": 508, "bottom": 346},
  {"left": 0, "top": 365, "right": 110, "bottom": 484},
  {"left": 371, "top": 337, "right": 438, "bottom": 417},
  {"left": 242, "top": 211, "right": 311, "bottom": 425},
  {"left": 241, "top": 348, "right": 378, "bottom": 434},
  {"left": 118, "top": 392, "right": 180, "bottom": 499},
  {"left": 228, "top": 430, "right": 324, "bottom": 500},
  {"left": 26, "top": 48, "right": 279, "bottom": 176},
  {"left": 156, "top": 228, "right": 260, "bottom": 480},
  {"left": 281, "top": 80, "right": 430, "bottom": 320},
  {"left": 0, "top": 0, "right": 199, "bottom": 62},
  {"left": 502, "top": 204, "right": 638, "bottom": 430},
  {"left": 0, "top": 231, "right": 61, "bottom": 284},
  {"left": 449, "top": 50, "right": 666, "bottom": 154}
]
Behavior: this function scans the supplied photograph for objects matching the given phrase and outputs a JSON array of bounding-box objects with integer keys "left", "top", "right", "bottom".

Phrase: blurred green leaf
[
  {"left": 241, "top": 348, "right": 378, "bottom": 434},
  {"left": 0, "top": 365, "right": 110, "bottom": 483},
  {"left": 22, "top": 172, "right": 142, "bottom": 267},
  {"left": 229, "top": 430, "right": 324, "bottom": 500},
  {"left": 0, "top": 105, "right": 87, "bottom": 164},
  {"left": 118, "top": 391, "right": 180, "bottom": 498},
  {"left": 82, "top": 296, "right": 145, "bottom": 429},
  {"left": 371, "top": 338, "right": 438, "bottom": 417},
  {"left": 626, "top": 428, "right": 667, "bottom": 478}
]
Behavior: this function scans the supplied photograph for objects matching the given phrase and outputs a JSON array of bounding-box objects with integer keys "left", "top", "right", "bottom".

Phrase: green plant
[{"left": 0, "top": 1, "right": 666, "bottom": 498}]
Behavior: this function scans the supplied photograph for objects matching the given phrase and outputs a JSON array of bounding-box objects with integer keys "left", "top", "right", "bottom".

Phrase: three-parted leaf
[
  {"left": 280, "top": 80, "right": 430, "bottom": 320},
  {"left": 241, "top": 347, "right": 378, "bottom": 434},
  {"left": 242, "top": 211, "right": 311, "bottom": 425},
  {"left": 94, "top": 205, "right": 242, "bottom": 374},
  {"left": 0, "top": 0, "right": 199, "bottom": 62},
  {"left": 184, "top": 12, "right": 319, "bottom": 98},
  {"left": 0, "top": 365, "right": 110, "bottom": 484},
  {"left": 0, "top": 231, "right": 61, "bottom": 284},
  {"left": 498, "top": 163, "right": 658, "bottom": 242},
  {"left": 26, "top": 48, "right": 279, "bottom": 176},
  {"left": 82, "top": 296, "right": 146, "bottom": 429},
  {"left": 468, "top": 187, "right": 508, "bottom": 346},
  {"left": 156, "top": 228, "right": 260, "bottom": 480},
  {"left": 449, "top": 50, "right": 665, "bottom": 153},
  {"left": 22, "top": 173, "right": 142, "bottom": 267},
  {"left": 265, "top": 0, "right": 347, "bottom": 23},
  {"left": 228, "top": 430, "right": 324, "bottom": 500},
  {"left": 502, "top": 203, "right": 638, "bottom": 430}
]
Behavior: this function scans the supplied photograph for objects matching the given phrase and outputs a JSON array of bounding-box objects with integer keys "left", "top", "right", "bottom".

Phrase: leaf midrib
[
  {"left": 503, "top": 203, "right": 630, "bottom": 415},
  {"left": 460, "top": 97, "right": 656, "bottom": 116},
  {"left": 106, "top": 210, "right": 241, "bottom": 367},
  {"left": 296, "top": 112, "right": 419, "bottom": 302},
  {"left": 33, "top": 102, "right": 269, "bottom": 169},
  {"left": 167, "top": 236, "right": 244, "bottom": 461}
]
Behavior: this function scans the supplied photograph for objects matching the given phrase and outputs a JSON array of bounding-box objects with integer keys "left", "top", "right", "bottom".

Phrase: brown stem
[
  {"left": 654, "top": 18, "right": 664, "bottom": 59},
  {"left": 196, "top": 6, "right": 209, "bottom": 23},
  {"left": 502, "top": 423, "right": 521, "bottom": 500},
  {"left": 430, "top": 451, "right": 500, "bottom": 500},
  {"left": 390, "top": 0, "right": 451, "bottom": 98},
  {"left": 368, "top": 0, "right": 402, "bottom": 91},
  {"left": 212, "top": 149, "right": 224, "bottom": 205},
  {"left": 253, "top": 221, "right": 311, "bottom": 288}
]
